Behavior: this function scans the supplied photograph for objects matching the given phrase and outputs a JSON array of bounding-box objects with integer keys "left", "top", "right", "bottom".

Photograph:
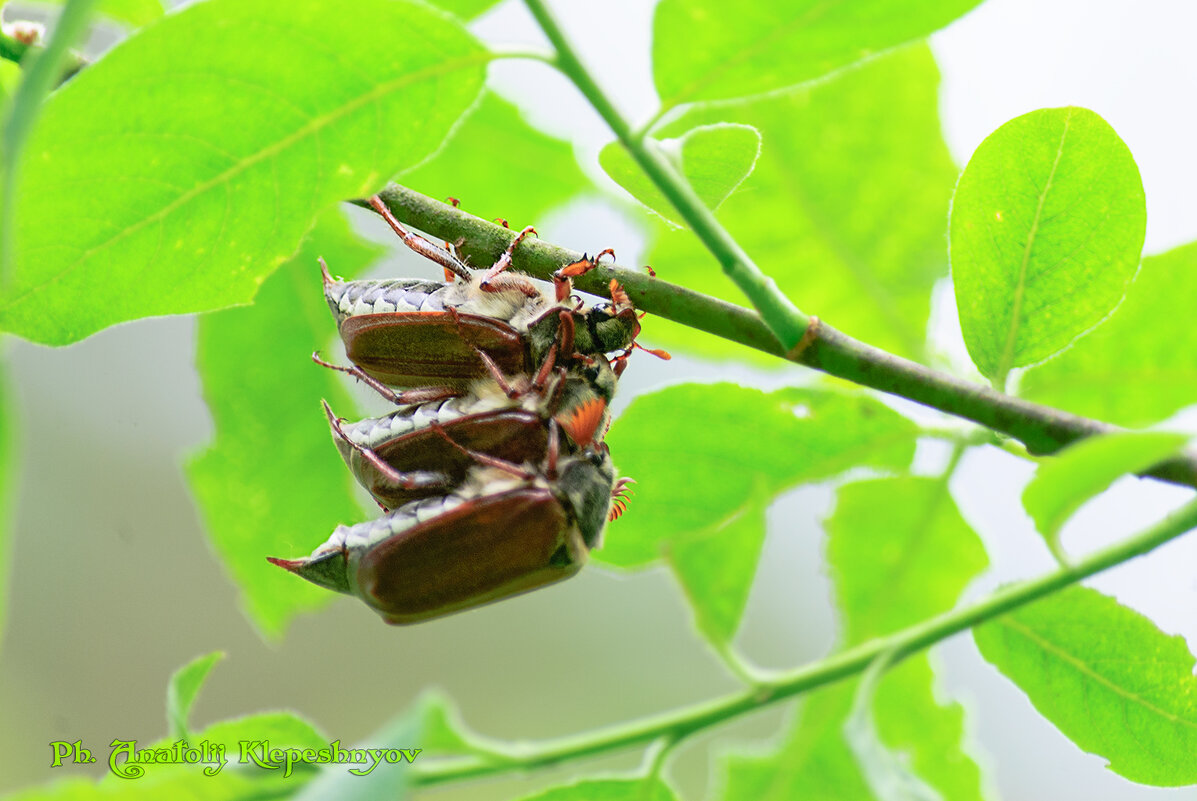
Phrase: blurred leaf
[
  {"left": 414, "top": 691, "right": 484, "bottom": 756},
  {"left": 4, "top": 773, "right": 299, "bottom": 801},
  {"left": 720, "top": 684, "right": 876, "bottom": 800},
  {"left": 0, "top": 60, "right": 20, "bottom": 97},
  {"left": 1020, "top": 241, "right": 1197, "bottom": 426},
  {"left": 516, "top": 779, "right": 679, "bottom": 801},
  {"left": 602, "top": 383, "right": 917, "bottom": 645},
  {"left": 187, "top": 207, "right": 383, "bottom": 637},
  {"left": 426, "top": 0, "right": 500, "bottom": 20},
  {"left": 666, "top": 485, "right": 771, "bottom": 645},
  {"left": 1022, "top": 431, "right": 1187, "bottom": 554},
  {"left": 720, "top": 476, "right": 988, "bottom": 799},
  {"left": 1, "top": 0, "right": 96, "bottom": 284},
  {"left": 975, "top": 585, "right": 1197, "bottom": 786},
  {"left": 950, "top": 107, "right": 1145, "bottom": 386},
  {"left": 291, "top": 705, "right": 423, "bottom": 801},
  {"left": 0, "top": 363, "right": 14, "bottom": 647},
  {"left": 166, "top": 651, "right": 225, "bottom": 741},
  {"left": 643, "top": 46, "right": 954, "bottom": 361},
  {"left": 14, "top": 0, "right": 163, "bottom": 27},
  {"left": 402, "top": 90, "right": 590, "bottom": 229},
  {"left": 1, "top": 0, "right": 487, "bottom": 345},
  {"left": 829, "top": 477, "right": 988, "bottom": 642},
  {"left": 651, "top": 0, "right": 982, "bottom": 109},
  {"left": 600, "top": 123, "right": 761, "bottom": 225}
]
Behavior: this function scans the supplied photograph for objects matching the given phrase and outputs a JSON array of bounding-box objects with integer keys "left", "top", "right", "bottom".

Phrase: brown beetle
[
  {"left": 268, "top": 413, "right": 631, "bottom": 625},
  {"left": 321, "top": 195, "right": 662, "bottom": 389},
  {"left": 325, "top": 355, "right": 617, "bottom": 510}
]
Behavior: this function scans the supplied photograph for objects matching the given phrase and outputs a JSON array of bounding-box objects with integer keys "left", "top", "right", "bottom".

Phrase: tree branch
[
  {"left": 411, "top": 493, "right": 1197, "bottom": 786},
  {"left": 361, "top": 185, "right": 1197, "bottom": 490}
]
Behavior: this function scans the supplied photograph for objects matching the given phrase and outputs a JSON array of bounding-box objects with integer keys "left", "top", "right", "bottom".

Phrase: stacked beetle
[{"left": 269, "top": 195, "right": 663, "bottom": 624}]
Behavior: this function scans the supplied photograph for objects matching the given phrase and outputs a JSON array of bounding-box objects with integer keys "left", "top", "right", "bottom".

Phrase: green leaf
[
  {"left": 666, "top": 485, "right": 772, "bottom": 645},
  {"left": 1020, "top": 241, "right": 1197, "bottom": 426},
  {"left": 975, "top": 585, "right": 1197, "bottom": 786},
  {"left": 642, "top": 46, "right": 955, "bottom": 361},
  {"left": 600, "top": 123, "right": 761, "bottom": 225},
  {"left": 17, "top": 0, "right": 164, "bottom": 27},
  {"left": 1, "top": 0, "right": 487, "bottom": 345},
  {"left": 719, "top": 477, "right": 989, "bottom": 800},
  {"left": 166, "top": 651, "right": 225, "bottom": 741},
  {"left": 0, "top": 60, "right": 20, "bottom": 99},
  {"left": 426, "top": 0, "right": 500, "bottom": 20},
  {"left": 186, "top": 207, "right": 383, "bottom": 637},
  {"left": 828, "top": 477, "right": 988, "bottom": 643},
  {"left": 829, "top": 477, "right": 988, "bottom": 799},
  {"left": 402, "top": 91, "right": 590, "bottom": 228},
  {"left": 0, "top": 362, "right": 14, "bottom": 647},
  {"left": 651, "top": 0, "right": 982, "bottom": 110},
  {"left": 602, "top": 384, "right": 917, "bottom": 645},
  {"left": 515, "top": 779, "right": 680, "bottom": 801},
  {"left": 1, "top": 0, "right": 97, "bottom": 285},
  {"left": 950, "top": 107, "right": 1146, "bottom": 386},
  {"left": 291, "top": 706, "right": 423, "bottom": 801},
  {"left": 1022, "top": 431, "right": 1188, "bottom": 554}
]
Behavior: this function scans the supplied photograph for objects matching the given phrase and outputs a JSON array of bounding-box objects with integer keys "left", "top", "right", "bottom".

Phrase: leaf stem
[
  {"left": 519, "top": 0, "right": 811, "bottom": 351},
  {"left": 1, "top": 0, "right": 95, "bottom": 286},
  {"left": 363, "top": 186, "right": 1197, "bottom": 491},
  {"left": 411, "top": 492, "right": 1197, "bottom": 787}
]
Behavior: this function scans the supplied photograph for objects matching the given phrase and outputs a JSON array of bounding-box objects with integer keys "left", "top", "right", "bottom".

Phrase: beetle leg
[
  {"left": 556, "top": 310, "right": 576, "bottom": 359},
  {"left": 311, "top": 352, "right": 463, "bottom": 406},
  {"left": 368, "top": 195, "right": 472, "bottom": 282},
  {"left": 428, "top": 423, "right": 537, "bottom": 481},
  {"left": 532, "top": 342, "right": 559, "bottom": 391},
  {"left": 323, "top": 401, "right": 453, "bottom": 491},
  {"left": 544, "top": 419, "right": 560, "bottom": 480},
  {"left": 478, "top": 224, "right": 538, "bottom": 289}
]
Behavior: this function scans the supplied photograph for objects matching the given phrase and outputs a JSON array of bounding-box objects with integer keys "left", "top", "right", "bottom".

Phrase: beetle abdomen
[{"left": 353, "top": 487, "right": 584, "bottom": 625}]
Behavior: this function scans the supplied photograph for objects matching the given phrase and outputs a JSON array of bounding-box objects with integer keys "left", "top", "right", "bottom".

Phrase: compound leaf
[
  {"left": 403, "top": 91, "right": 590, "bottom": 229},
  {"left": 602, "top": 384, "right": 916, "bottom": 645},
  {"left": 975, "top": 585, "right": 1197, "bottom": 786},
  {"left": 1020, "top": 241, "right": 1197, "bottom": 426},
  {"left": 187, "top": 207, "right": 383, "bottom": 637},
  {"left": 1022, "top": 431, "right": 1188, "bottom": 552},
  {"left": 950, "top": 107, "right": 1145, "bottom": 386},
  {"left": 652, "top": 0, "right": 982, "bottom": 110},
  {"left": 600, "top": 123, "right": 761, "bottom": 225},
  {"left": 643, "top": 46, "right": 954, "bottom": 361}
]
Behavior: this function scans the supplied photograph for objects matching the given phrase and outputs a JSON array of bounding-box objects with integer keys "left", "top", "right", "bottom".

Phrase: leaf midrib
[
  {"left": 1000, "top": 616, "right": 1197, "bottom": 732},
  {"left": 994, "top": 108, "right": 1073, "bottom": 386}
]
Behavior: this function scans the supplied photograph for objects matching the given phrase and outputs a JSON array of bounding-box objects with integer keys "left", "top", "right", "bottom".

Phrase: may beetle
[
  {"left": 321, "top": 195, "right": 661, "bottom": 388},
  {"left": 268, "top": 419, "right": 631, "bottom": 625},
  {"left": 326, "top": 356, "right": 617, "bottom": 510}
]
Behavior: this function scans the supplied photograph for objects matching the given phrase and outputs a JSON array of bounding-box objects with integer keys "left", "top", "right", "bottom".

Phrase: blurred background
[{"left": 2, "top": 0, "right": 1197, "bottom": 799}]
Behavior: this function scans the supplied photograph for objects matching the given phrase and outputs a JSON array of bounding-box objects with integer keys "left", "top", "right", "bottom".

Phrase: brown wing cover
[
  {"left": 358, "top": 411, "right": 550, "bottom": 508},
  {"left": 356, "top": 488, "right": 582, "bottom": 624},
  {"left": 341, "top": 312, "right": 530, "bottom": 387}
]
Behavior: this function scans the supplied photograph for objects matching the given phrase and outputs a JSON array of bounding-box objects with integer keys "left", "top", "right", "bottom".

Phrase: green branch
[
  {"left": 520, "top": 0, "right": 810, "bottom": 352},
  {"left": 411, "top": 493, "right": 1197, "bottom": 787},
  {"left": 363, "top": 185, "right": 1197, "bottom": 490}
]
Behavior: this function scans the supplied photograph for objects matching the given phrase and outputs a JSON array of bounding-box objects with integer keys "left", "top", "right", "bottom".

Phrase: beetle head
[{"left": 556, "top": 447, "right": 617, "bottom": 549}]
